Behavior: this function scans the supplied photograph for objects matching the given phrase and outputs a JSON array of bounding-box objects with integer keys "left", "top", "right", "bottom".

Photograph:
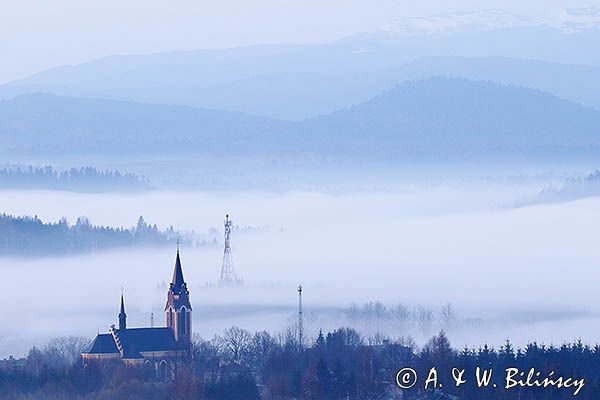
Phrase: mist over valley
[{"left": 2, "top": 182, "right": 599, "bottom": 358}]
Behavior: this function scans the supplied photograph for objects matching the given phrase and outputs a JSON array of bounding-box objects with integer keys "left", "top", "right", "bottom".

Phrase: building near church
[{"left": 82, "top": 249, "right": 192, "bottom": 380}]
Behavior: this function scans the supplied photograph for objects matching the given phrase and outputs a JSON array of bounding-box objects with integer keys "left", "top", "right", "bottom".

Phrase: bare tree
[
  {"left": 344, "top": 303, "right": 359, "bottom": 321},
  {"left": 391, "top": 303, "right": 410, "bottom": 321},
  {"left": 414, "top": 306, "right": 434, "bottom": 336},
  {"left": 43, "top": 336, "right": 90, "bottom": 367},
  {"left": 439, "top": 303, "right": 456, "bottom": 331},
  {"left": 222, "top": 326, "right": 252, "bottom": 363},
  {"left": 247, "top": 330, "right": 277, "bottom": 370}
]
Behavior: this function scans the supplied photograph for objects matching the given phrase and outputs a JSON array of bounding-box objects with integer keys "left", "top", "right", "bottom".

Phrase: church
[{"left": 82, "top": 248, "right": 192, "bottom": 380}]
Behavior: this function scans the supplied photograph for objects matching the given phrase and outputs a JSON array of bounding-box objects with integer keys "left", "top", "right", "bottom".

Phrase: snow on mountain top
[
  {"left": 553, "top": 7, "right": 600, "bottom": 33},
  {"left": 381, "top": 9, "right": 534, "bottom": 37},
  {"left": 380, "top": 8, "right": 600, "bottom": 37}
]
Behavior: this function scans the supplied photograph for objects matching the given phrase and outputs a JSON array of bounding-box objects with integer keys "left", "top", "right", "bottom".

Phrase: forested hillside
[
  {"left": 0, "top": 166, "right": 150, "bottom": 192},
  {"left": 0, "top": 214, "right": 181, "bottom": 256}
]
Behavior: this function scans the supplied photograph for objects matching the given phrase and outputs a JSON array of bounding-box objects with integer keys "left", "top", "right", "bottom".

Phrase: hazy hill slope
[
  {"left": 4, "top": 55, "right": 600, "bottom": 120},
  {"left": 0, "top": 42, "right": 414, "bottom": 120},
  {"left": 0, "top": 93, "right": 290, "bottom": 153},
  {"left": 1, "top": 79, "right": 599, "bottom": 158},
  {"left": 299, "top": 78, "right": 600, "bottom": 153},
  {"left": 394, "top": 57, "right": 600, "bottom": 110}
]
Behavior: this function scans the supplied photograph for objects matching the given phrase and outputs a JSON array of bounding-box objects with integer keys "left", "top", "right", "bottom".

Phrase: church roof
[
  {"left": 118, "top": 327, "right": 178, "bottom": 355},
  {"left": 84, "top": 333, "right": 119, "bottom": 354},
  {"left": 83, "top": 328, "right": 178, "bottom": 358}
]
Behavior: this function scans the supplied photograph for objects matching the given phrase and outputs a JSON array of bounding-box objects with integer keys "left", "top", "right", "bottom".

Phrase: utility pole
[{"left": 298, "top": 284, "right": 303, "bottom": 349}]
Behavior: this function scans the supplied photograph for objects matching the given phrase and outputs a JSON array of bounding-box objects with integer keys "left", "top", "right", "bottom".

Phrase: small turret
[{"left": 118, "top": 293, "right": 127, "bottom": 330}]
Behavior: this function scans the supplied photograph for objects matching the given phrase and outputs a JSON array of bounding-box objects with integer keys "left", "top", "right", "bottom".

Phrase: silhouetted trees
[
  {"left": 0, "top": 213, "right": 180, "bottom": 255},
  {"left": 342, "top": 302, "right": 460, "bottom": 339},
  {"left": 2, "top": 330, "right": 600, "bottom": 399},
  {"left": 0, "top": 165, "right": 151, "bottom": 192}
]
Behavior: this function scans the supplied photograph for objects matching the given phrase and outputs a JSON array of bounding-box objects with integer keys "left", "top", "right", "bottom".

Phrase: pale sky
[{"left": 0, "top": 0, "right": 597, "bottom": 84}]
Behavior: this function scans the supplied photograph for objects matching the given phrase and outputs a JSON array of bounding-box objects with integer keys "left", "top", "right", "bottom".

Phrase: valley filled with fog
[
  {"left": 3, "top": 3, "right": 600, "bottom": 376},
  {"left": 2, "top": 178, "right": 600, "bottom": 357}
]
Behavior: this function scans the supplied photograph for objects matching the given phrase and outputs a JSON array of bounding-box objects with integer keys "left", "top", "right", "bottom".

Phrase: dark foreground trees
[{"left": 1, "top": 329, "right": 599, "bottom": 399}]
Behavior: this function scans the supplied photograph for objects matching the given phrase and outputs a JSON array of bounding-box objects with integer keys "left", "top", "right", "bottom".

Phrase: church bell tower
[{"left": 165, "top": 247, "right": 192, "bottom": 350}]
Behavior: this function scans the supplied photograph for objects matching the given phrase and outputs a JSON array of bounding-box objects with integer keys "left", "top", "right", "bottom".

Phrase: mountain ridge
[
  {"left": 4, "top": 56, "right": 600, "bottom": 120},
  {"left": 2, "top": 78, "right": 600, "bottom": 160}
]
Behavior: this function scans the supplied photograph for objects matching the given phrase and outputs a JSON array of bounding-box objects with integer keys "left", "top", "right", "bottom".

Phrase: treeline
[
  {"left": 519, "top": 169, "right": 600, "bottom": 207},
  {"left": 0, "top": 214, "right": 180, "bottom": 255},
  {"left": 1, "top": 328, "right": 599, "bottom": 399},
  {"left": 0, "top": 165, "right": 151, "bottom": 191},
  {"left": 547, "top": 169, "right": 600, "bottom": 201},
  {"left": 342, "top": 302, "right": 458, "bottom": 337}
]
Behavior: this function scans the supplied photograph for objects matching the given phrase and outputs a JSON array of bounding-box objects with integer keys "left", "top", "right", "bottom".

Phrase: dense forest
[
  {"left": 0, "top": 328, "right": 598, "bottom": 400},
  {"left": 0, "top": 165, "right": 151, "bottom": 192},
  {"left": 0, "top": 214, "right": 179, "bottom": 255}
]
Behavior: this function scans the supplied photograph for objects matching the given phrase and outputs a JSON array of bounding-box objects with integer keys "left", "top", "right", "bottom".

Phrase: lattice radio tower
[{"left": 219, "top": 214, "right": 243, "bottom": 287}]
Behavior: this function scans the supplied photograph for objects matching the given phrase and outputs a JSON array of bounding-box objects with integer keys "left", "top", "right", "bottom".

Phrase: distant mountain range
[
  {"left": 2, "top": 9, "right": 600, "bottom": 120},
  {"left": 4, "top": 56, "right": 600, "bottom": 121},
  {"left": 1, "top": 78, "right": 599, "bottom": 160},
  {"left": 3, "top": 27, "right": 600, "bottom": 120},
  {"left": 2, "top": 8, "right": 600, "bottom": 165}
]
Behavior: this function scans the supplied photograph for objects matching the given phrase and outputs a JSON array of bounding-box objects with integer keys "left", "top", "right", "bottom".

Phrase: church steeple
[
  {"left": 171, "top": 249, "right": 186, "bottom": 293},
  {"left": 118, "top": 293, "right": 127, "bottom": 330},
  {"left": 165, "top": 247, "right": 192, "bottom": 349}
]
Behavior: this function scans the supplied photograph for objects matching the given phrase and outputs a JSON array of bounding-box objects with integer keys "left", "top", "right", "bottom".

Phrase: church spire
[
  {"left": 165, "top": 246, "right": 192, "bottom": 349},
  {"left": 118, "top": 292, "right": 127, "bottom": 330},
  {"left": 171, "top": 246, "right": 186, "bottom": 293}
]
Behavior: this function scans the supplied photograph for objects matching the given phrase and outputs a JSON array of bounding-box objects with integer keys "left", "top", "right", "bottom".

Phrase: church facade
[{"left": 82, "top": 249, "right": 192, "bottom": 380}]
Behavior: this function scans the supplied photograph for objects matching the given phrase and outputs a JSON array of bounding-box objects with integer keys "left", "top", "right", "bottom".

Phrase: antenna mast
[
  {"left": 298, "top": 284, "right": 303, "bottom": 349},
  {"left": 219, "top": 214, "right": 242, "bottom": 287}
]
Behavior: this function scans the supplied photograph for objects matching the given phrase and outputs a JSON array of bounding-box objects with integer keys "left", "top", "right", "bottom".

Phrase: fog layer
[{"left": 1, "top": 183, "right": 598, "bottom": 357}]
